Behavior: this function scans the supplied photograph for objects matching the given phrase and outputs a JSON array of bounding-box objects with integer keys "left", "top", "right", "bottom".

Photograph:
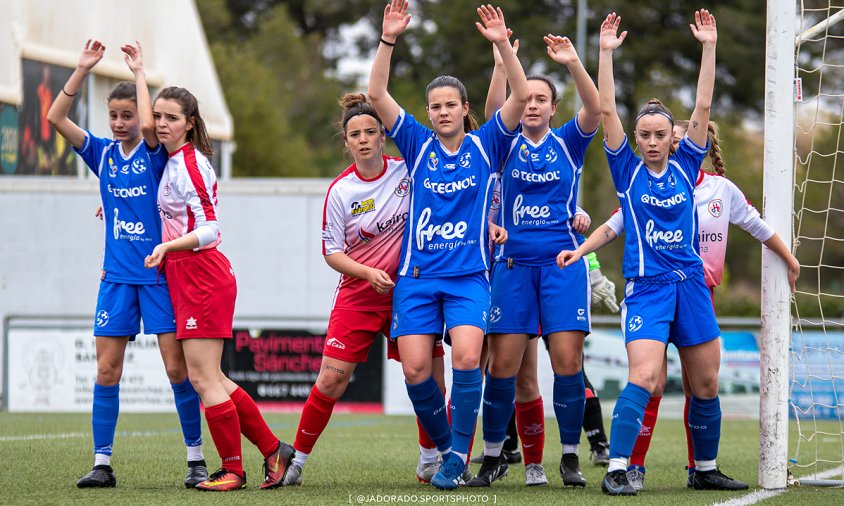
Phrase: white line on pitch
[
  {"left": 0, "top": 432, "right": 87, "bottom": 442},
  {"left": 710, "top": 466, "right": 844, "bottom": 506}
]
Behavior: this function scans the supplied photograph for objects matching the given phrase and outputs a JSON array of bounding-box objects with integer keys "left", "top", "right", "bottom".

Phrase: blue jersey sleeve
[
  {"left": 671, "top": 135, "right": 709, "bottom": 183},
  {"left": 604, "top": 135, "right": 639, "bottom": 193},
  {"left": 145, "top": 142, "right": 169, "bottom": 180},
  {"left": 386, "top": 109, "right": 433, "bottom": 171},
  {"left": 73, "top": 131, "right": 113, "bottom": 178},
  {"left": 474, "top": 110, "right": 520, "bottom": 173},
  {"left": 554, "top": 116, "right": 598, "bottom": 168}
]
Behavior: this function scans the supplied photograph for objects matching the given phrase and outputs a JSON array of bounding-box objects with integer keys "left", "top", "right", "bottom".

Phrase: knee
[
  {"left": 96, "top": 361, "right": 122, "bottom": 385},
  {"left": 515, "top": 379, "right": 539, "bottom": 403},
  {"left": 402, "top": 362, "right": 431, "bottom": 385},
  {"left": 452, "top": 351, "right": 481, "bottom": 371},
  {"left": 553, "top": 356, "right": 583, "bottom": 376},
  {"left": 693, "top": 374, "right": 719, "bottom": 399},
  {"left": 162, "top": 360, "right": 188, "bottom": 384},
  {"left": 315, "top": 372, "right": 349, "bottom": 399},
  {"left": 489, "top": 357, "right": 519, "bottom": 378},
  {"left": 651, "top": 372, "right": 667, "bottom": 397},
  {"left": 628, "top": 372, "right": 658, "bottom": 394}
]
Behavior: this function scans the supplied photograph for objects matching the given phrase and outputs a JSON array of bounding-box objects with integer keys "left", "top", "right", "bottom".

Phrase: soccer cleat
[
  {"left": 502, "top": 448, "right": 522, "bottom": 464},
  {"left": 459, "top": 463, "right": 473, "bottom": 485},
  {"left": 590, "top": 444, "right": 610, "bottom": 466},
  {"left": 416, "top": 459, "right": 440, "bottom": 483},
  {"left": 626, "top": 466, "right": 645, "bottom": 491},
  {"left": 525, "top": 463, "right": 548, "bottom": 486},
  {"left": 431, "top": 453, "right": 466, "bottom": 490},
  {"left": 560, "top": 453, "right": 586, "bottom": 487},
  {"left": 259, "top": 440, "right": 296, "bottom": 489},
  {"left": 76, "top": 465, "right": 117, "bottom": 488},
  {"left": 184, "top": 460, "right": 209, "bottom": 488},
  {"left": 283, "top": 464, "right": 303, "bottom": 486},
  {"left": 687, "top": 469, "right": 696, "bottom": 488},
  {"left": 465, "top": 454, "right": 508, "bottom": 487},
  {"left": 195, "top": 468, "right": 246, "bottom": 491},
  {"left": 692, "top": 468, "right": 749, "bottom": 491},
  {"left": 601, "top": 469, "right": 637, "bottom": 496},
  {"left": 470, "top": 454, "right": 484, "bottom": 464}
]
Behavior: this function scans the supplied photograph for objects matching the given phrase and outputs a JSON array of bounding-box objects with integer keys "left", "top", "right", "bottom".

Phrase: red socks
[
  {"left": 629, "top": 395, "right": 662, "bottom": 467},
  {"left": 684, "top": 395, "right": 695, "bottom": 469},
  {"left": 293, "top": 385, "right": 337, "bottom": 454},
  {"left": 205, "top": 400, "right": 243, "bottom": 476},
  {"left": 515, "top": 397, "right": 545, "bottom": 465},
  {"left": 230, "top": 387, "right": 278, "bottom": 458}
]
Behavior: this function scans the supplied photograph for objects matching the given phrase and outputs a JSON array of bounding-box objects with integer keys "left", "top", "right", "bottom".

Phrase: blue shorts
[
  {"left": 620, "top": 271, "right": 720, "bottom": 347},
  {"left": 489, "top": 259, "right": 591, "bottom": 336},
  {"left": 392, "top": 271, "right": 490, "bottom": 338},
  {"left": 94, "top": 281, "right": 177, "bottom": 338}
]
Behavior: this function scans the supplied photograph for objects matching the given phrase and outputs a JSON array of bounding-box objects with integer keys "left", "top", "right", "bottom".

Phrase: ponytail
[{"left": 707, "top": 121, "right": 725, "bottom": 175}]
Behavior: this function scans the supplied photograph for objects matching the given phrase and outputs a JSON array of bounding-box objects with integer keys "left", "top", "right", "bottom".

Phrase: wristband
[
  {"left": 62, "top": 87, "right": 78, "bottom": 97},
  {"left": 380, "top": 37, "right": 396, "bottom": 47}
]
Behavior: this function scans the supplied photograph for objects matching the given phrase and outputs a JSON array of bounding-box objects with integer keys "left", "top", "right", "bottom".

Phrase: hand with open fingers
[
  {"left": 590, "top": 270, "right": 619, "bottom": 313},
  {"left": 557, "top": 249, "right": 582, "bottom": 269},
  {"left": 572, "top": 213, "right": 591, "bottom": 234},
  {"left": 476, "top": 4, "right": 510, "bottom": 44},
  {"left": 544, "top": 34, "right": 579, "bottom": 66},
  {"left": 78, "top": 39, "right": 105, "bottom": 71},
  {"left": 367, "top": 267, "right": 396, "bottom": 294},
  {"left": 120, "top": 40, "right": 145, "bottom": 74},
  {"left": 488, "top": 222, "right": 508, "bottom": 244},
  {"left": 599, "top": 13, "right": 627, "bottom": 51},
  {"left": 382, "top": 0, "right": 411, "bottom": 40},
  {"left": 492, "top": 29, "right": 518, "bottom": 66},
  {"left": 144, "top": 243, "right": 167, "bottom": 269},
  {"left": 690, "top": 9, "right": 717, "bottom": 45}
]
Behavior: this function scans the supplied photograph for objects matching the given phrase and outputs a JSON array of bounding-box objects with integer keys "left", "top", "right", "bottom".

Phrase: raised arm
[
  {"left": 121, "top": 41, "right": 157, "bottom": 149},
  {"left": 476, "top": 5, "right": 528, "bottom": 131},
  {"left": 687, "top": 9, "right": 717, "bottom": 147},
  {"left": 597, "top": 13, "right": 627, "bottom": 150},
  {"left": 368, "top": 0, "right": 411, "bottom": 132},
  {"left": 46, "top": 39, "right": 104, "bottom": 149},
  {"left": 544, "top": 34, "right": 600, "bottom": 133},
  {"left": 484, "top": 34, "right": 518, "bottom": 121}
]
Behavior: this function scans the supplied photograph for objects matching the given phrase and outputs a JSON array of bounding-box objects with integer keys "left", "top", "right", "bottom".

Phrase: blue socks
[
  {"left": 92, "top": 383, "right": 120, "bottom": 456},
  {"left": 481, "top": 374, "right": 516, "bottom": 445},
  {"left": 450, "top": 367, "right": 482, "bottom": 455},
  {"left": 689, "top": 395, "right": 721, "bottom": 461},
  {"left": 609, "top": 382, "right": 650, "bottom": 459},
  {"left": 406, "top": 376, "right": 451, "bottom": 452},
  {"left": 553, "top": 371, "right": 586, "bottom": 445},
  {"left": 171, "top": 379, "right": 203, "bottom": 447}
]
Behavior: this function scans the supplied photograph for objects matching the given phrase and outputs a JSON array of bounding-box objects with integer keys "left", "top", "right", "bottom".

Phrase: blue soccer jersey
[
  {"left": 75, "top": 131, "right": 168, "bottom": 284},
  {"left": 606, "top": 135, "right": 709, "bottom": 279},
  {"left": 495, "top": 117, "right": 597, "bottom": 264},
  {"left": 388, "top": 109, "right": 518, "bottom": 277}
]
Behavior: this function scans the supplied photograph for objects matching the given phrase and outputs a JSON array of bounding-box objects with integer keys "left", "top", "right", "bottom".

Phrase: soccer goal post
[{"left": 761, "top": 1, "right": 844, "bottom": 490}]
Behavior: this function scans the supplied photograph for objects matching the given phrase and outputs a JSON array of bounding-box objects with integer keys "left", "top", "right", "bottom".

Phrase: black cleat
[
  {"left": 560, "top": 453, "right": 586, "bottom": 487},
  {"left": 692, "top": 468, "right": 749, "bottom": 491},
  {"left": 601, "top": 469, "right": 636, "bottom": 496},
  {"left": 77, "top": 465, "right": 117, "bottom": 488},
  {"left": 686, "top": 467, "right": 695, "bottom": 488},
  {"left": 502, "top": 448, "right": 522, "bottom": 464},
  {"left": 185, "top": 460, "right": 208, "bottom": 488},
  {"left": 465, "top": 454, "right": 508, "bottom": 487},
  {"left": 590, "top": 443, "right": 610, "bottom": 466}
]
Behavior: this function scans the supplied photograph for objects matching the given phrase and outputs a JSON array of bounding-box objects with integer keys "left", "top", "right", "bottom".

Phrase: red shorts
[
  {"left": 165, "top": 248, "right": 237, "bottom": 340},
  {"left": 386, "top": 338, "right": 445, "bottom": 362}
]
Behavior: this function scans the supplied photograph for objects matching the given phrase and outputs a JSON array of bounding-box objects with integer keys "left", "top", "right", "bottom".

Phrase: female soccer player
[
  {"left": 368, "top": 0, "right": 528, "bottom": 490},
  {"left": 143, "top": 86, "right": 294, "bottom": 491},
  {"left": 282, "top": 93, "right": 448, "bottom": 486},
  {"left": 466, "top": 30, "right": 600, "bottom": 489},
  {"left": 47, "top": 40, "right": 207, "bottom": 489},
  {"left": 565, "top": 120, "right": 800, "bottom": 491},
  {"left": 584, "top": 10, "right": 748, "bottom": 495}
]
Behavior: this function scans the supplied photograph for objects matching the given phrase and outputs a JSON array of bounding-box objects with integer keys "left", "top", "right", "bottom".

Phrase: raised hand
[
  {"left": 476, "top": 5, "right": 509, "bottom": 44},
  {"left": 382, "top": 0, "right": 411, "bottom": 39},
  {"left": 599, "top": 13, "right": 627, "bottom": 51},
  {"left": 690, "top": 9, "right": 717, "bottom": 45},
  {"left": 120, "top": 41, "right": 145, "bottom": 75},
  {"left": 544, "top": 34, "right": 579, "bottom": 66},
  {"left": 78, "top": 39, "right": 105, "bottom": 71},
  {"left": 492, "top": 29, "right": 518, "bottom": 66}
]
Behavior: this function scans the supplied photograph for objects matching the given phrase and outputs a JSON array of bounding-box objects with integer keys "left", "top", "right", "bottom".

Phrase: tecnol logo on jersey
[
  {"left": 107, "top": 184, "right": 148, "bottom": 198},
  {"left": 510, "top": 168, "right": 561, "bottom": 183},
  {"left": 423, "top": 175, "right": 477, "bottom": 194},
  {"left": 112, "top": 208, "right": 147, "bottom": 240},
  {"left": 640, "top": 192, "right": 687, "bottom": 208},
  {"left": 415, "top": 207, "right": 467, "bottom": 250}
]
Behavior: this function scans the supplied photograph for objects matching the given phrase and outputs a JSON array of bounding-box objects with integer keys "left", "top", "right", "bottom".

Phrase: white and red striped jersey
[
  {"left": 605, "top": 171, "right": 774, "bottom": 288},
  {"left": 157, "top": 143, "right": 221, "bottom": 250},
  {"left": 322, "top": 156, "right": 410, "bottom": 311}
]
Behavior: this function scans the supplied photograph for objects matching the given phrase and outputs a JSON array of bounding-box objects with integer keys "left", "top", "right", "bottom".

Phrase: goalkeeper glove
[{"left": 590, "top": 268, "right": 619, "bottom": 313}]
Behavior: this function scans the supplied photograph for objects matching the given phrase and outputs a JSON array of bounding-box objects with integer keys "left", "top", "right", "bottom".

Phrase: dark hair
[
  {"left": 338, "top": 93, "right": 382, "bottom": 134},
  {"left": 526, "top": 74, "right": 559, "bottom": 127},
  {"left": 107, "top": 82, "right": 136, "bottom": 103},
  {"left": 635, "top": 98, "right": 674, "bottom": 128},
  {"left": 425, "top": 76, "right": 479, "bottom": 132},
  {"left": 154, "top": 86, "right": 213, "bottom": 156},
  {"left": 675, "top": 120, "right": 725, "bottom": 175}
]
